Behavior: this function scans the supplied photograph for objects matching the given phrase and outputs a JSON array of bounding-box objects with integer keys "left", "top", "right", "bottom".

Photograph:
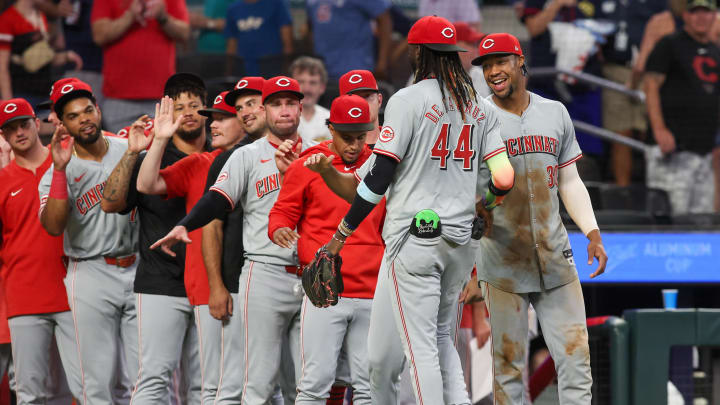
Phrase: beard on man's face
[
  {"left": 71, "top": 124, "right": 102, "bottom": 145},
  {"left": 177, "top": 126, "right": 204, "bottom": 142}
]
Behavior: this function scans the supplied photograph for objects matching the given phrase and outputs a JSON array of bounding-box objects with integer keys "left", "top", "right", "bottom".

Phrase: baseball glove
[{"left": 302, "top": 246, "right": 344, "bottom": 308}]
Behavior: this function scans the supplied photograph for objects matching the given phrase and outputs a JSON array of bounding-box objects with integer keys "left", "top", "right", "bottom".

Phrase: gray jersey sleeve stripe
[
  {"left": 483, "top": 146, "right": 507, "bottom": 161},
  {"left": 373, "top": 149, "right": 401, "bottom": 162},
  {"left": 209, "top": 187, "right": 235, "bottom": 210},
  {"left": 558, "top": 153, "right": 583, "bottom": 168}
]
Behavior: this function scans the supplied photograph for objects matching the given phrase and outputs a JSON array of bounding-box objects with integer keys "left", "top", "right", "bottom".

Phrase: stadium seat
[
  {"left": 671, "top": 213, "right": 720, "bottom": 227},
  {"left": 176, "top": 53, "right": 246, "bottom": 84},
  {"left": 594, "top": 210, "right": 656, "bottom": 226},
  {"left": 598, "top": 184, "right": 672, "bottom": 223}
]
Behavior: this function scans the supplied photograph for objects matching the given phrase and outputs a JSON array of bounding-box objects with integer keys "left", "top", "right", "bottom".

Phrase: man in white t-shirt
[{"left": 291, "top": 56, "right": 332, "bottom": 147}]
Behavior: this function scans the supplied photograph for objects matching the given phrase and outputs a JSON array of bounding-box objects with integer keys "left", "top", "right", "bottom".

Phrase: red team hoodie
[{"left": 268, "top": 141, "right": 385, "bottom": 298}]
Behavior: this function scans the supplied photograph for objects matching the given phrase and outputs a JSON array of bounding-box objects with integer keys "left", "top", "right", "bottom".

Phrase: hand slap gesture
[{"left": 154, "top": 96, "right": 181, "bottom": 141}]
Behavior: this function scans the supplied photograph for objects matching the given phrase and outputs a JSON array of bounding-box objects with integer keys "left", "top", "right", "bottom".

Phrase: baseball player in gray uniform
[
  {"left": 152, "top": 76, "right": 308, "bottom": 404},
  {"left": 469, "top": 33, "right": 608, "bottom": 404},
  {"left": 38, "top": 81, "right": 139, "bottom": 405},
  {"left": 305, "top": 17, "right": 515, "bottom": 405}
]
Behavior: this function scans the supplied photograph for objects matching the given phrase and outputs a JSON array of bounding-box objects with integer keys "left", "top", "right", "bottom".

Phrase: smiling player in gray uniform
[
  {"left": 470, "top": 33, "right": 609, "bottom": 404},
  {"left": 304, "top": 16, "right": 515, "bottom": 404},
  {"left": 38, "top": 80, "right": 139, "bottom": 405},
  {"left": 152, "top": 76, "right": 308, "bottom": 404}
]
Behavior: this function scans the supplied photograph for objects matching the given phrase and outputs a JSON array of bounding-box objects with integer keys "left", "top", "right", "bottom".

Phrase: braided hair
[{"left": 413, "top": 45, "right": 477, "bottom": 121}]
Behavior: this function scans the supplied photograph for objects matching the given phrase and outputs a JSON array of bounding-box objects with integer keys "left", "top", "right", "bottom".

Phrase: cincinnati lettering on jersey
[
  {"left": 76, "top": 181, "right": 106, "bottom": 215},
  {"left": 424, "top": 98, "right": 486, "bottom": 127},
  {"left": 256, "top": 173, "right": 281, "bottom": 199},
  {"left": 506, "top": 135, "right": 559, "bottom": 157}
]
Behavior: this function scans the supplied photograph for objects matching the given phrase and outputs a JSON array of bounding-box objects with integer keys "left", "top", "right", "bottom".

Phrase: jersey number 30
[{"left": 430, "top": 124, "right": 476, "bottom": 171}]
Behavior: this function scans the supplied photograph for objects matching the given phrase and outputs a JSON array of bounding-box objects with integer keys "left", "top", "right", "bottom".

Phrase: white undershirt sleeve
[{"left": 558, "top": 163, "right": 599, "bottom": 237}]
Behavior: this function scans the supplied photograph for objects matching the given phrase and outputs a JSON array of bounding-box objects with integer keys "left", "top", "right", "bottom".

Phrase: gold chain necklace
[{"left": 73, "top": 136, "right": 109, "bottom": 158}]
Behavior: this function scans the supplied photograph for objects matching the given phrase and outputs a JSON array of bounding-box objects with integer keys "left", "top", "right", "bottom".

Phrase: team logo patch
[
  {"left": 441, "top": 27, "right": 454, "bottom": 39},
  {"left": 3, "top": 103, "right": 17, "bottom": 114},
  {"left": 348, "top": 74, "right": 363, "bottom": 84},
  {"left": 215, "top": 172, "right": 229, "bottom": 184},
  {"left": 214, "top": 95, "right": 223, "bottom": 105},
  {"left": 348, "top": 107, "right": 362, "bottom": 118},
  {"left": 61, "top": 84, "right": 74, "bottom": 94},
  {"left": 276, "top": 78, "right": 291, "bottom": 87},
  {"left": 236, "top": 80, "right": 249, "bottom": 89},
  {"left": 563, "top": 249, "right": 575, "bottom": 265},
  {"left": 481, "top": 38, "right": 495, "bottom": 49},
  {"left": 379, "top": 126, "right": 394, "bottom": 143}
]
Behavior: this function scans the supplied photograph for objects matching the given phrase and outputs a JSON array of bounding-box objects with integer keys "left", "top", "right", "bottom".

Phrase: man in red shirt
[
  {"left": 0, "top": 99, "right": 83, "bottom": 403},
  {"left": 136, "top": 91, "right": 245, "bottom": 404},
  {"left": 269, "top": 95, "right": 385, "bottom": 404},
  {"left": 90, "top": 0, "right": 190, "bottom": 133}
]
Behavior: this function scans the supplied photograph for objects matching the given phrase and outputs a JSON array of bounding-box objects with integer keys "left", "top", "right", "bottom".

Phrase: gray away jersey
[
  {"left": 477, "top": 92, "right": 583, "bottom": 294},
  {"left": 39, "top": 136, "right": 138, "bottom": 258},
  {"left": 210, "top": 137, "right": 299, "bottom": 266},
  {"left": 356, "top": 79, "right": 506, "bottom": 260}
]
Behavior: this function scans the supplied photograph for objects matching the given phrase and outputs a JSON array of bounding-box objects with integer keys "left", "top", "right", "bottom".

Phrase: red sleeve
[
  {"left": 267, "top": 159, "right": 308, "bottom": 241},
  {"left": 91, "top": 0, "right": 114, "bottom": 23},
  {"left": 160, "top": 153, "right": 201, "bottom": 199},
  {"left": 166, "top": 0, "right": 189, "bottom": 23},
  {"left": 0, "top": 11, "right": 14, "bottom": 51}
]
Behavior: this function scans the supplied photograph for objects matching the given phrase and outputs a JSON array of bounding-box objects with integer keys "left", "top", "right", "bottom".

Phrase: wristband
[
  {"left": 49, "top": 169, "right": 68, "bottom": 200},
  {"left": 337, "top": 219, "right": 355, "bottom": 238}
]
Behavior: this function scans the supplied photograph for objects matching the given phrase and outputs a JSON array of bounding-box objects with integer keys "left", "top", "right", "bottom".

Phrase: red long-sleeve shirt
[{"left": 268, "top": 141, "right": 385, "bottom": 298}]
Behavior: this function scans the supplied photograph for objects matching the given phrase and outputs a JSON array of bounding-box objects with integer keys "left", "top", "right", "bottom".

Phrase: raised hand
[
  {"left": 150, "top": 225, "right": 191, "bottom": 257},
  {"left": 303, "top": 152, "right": 335, "bottom": 174},
  {"left": 275, "top": 138, "right": 302, "bottom": 175},
  {"left": 128, "top": 115, "right": 154, "bottom": 153},
  {"left": 50, "top": 124, "right": 73, "bottom": 171},
  {"left": 153, "top": 96, "right": 180, "bottom": 141}
]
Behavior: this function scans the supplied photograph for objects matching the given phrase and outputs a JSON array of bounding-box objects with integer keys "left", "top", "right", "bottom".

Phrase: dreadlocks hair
[{"left": 413, "top": 45, "right": 477, "bottom": 121}]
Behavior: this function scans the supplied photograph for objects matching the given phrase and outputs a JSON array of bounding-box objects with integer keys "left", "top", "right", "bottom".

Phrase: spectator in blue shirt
[
  {"left": 306, "top": 0, "right": 392, "bottom": 80},
  {"left": 224, "top": 0, "right": 293, "bottom": 75}
]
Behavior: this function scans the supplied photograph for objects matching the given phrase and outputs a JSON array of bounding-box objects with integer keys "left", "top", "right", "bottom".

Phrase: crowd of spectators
[{"left": 1, "top": 0, "right": 719, "bottom": 214}]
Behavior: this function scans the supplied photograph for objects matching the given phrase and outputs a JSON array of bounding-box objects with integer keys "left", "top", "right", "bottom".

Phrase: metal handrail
[
  {"left": 530, "top": 67, "right": 646, "bottom": 102},
  {"left": 573, "top": 120, "right": 651, "bottom": 153}
]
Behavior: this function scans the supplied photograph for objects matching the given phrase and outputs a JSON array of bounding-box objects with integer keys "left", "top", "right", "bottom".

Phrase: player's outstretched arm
[
  {"left": 202, "top": 219, "right": 233, "bottom": 321},
  {"left": 558, "top": 163, "right": 607, "bottom": 277},
  {"left": 102, "top": 115, "right": 154, "bottom": 212},
  {"left": 150, "top": 225, "right": 191, "bottom": 257},
  {"left": 304, "top": 153, "right": 359, "bottom": 204},
  {"left": 137, "top": 97, "right": 179, "bottom": 195}
]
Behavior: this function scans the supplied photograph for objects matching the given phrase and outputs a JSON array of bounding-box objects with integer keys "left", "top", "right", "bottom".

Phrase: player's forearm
[
  {"left": 101, "top": 150, "right": 139, "bottom": 212},
  {"left": 374, "top": 11, "right": 392, "bottom": 71},
  {"left": 524, "top": 0, "right": 563, "bottom": 37},
  {"left": 137, "top": 138, "right": 169, "bottom": 195},
  {"left": 483, "top": 152, "right": 514, "bottom": 209},
  {"left": 91, "top": 13, "right": 135, "bottom": 47},
  {"left": 178, "top": 190, "right": 231, "bottom": 232},
  {"left": 643, "top": 74, "right": 667, "bottom": 133},
  {"left": 202, "top": 220, "right": 226, "bottom": 290},
  {"left": 280, "top": 25, "right": 293, "bottom": 54},
  {"left": 159, "top": 15, "right": 190, "bottom": 42},
  {"left": 40, "top": 199, "right": 70, "bottom": 236},
  {"left": 558, "top": 163, "right": 598, "bottom": 236},
  {"left": 318, "top": 167, "right": 359, "bottom": 204}
]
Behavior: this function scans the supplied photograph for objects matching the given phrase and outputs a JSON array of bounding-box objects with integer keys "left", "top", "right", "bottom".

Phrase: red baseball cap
[
  {"left": 0, "top": 98, "right": 35, "bottom": 128},
  {"left": 116, "top": 119, "right": 154, "bottom": 139},
  {"left": 37, "top": 77, "right": 91, "bottom": 110},
  {"left": 262, "top": 76, "right": 304, "bottom": 104},
  {"left": 199, "top": 91, "right": 237, "bottom": 118},
  {"left": 407, "top": 16, "right": 467, "bottom": 52},
  {"left": 472, "top": 33, "right": 524, "bottom": 66},
  {"left": 328, "top": 95, "right": 374, "bottom": 132},
  {"left": 339, "top": 70, "right": 379, "bottom": 96},
  {"left": 225, "top": 77, "right": 265, "bottom": 107},
  {"left": 454, "top": 22, "right": 485, "bottom": 44},
  {"left": 51, "top": 78, "right": 95, "bottom": 115}
]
